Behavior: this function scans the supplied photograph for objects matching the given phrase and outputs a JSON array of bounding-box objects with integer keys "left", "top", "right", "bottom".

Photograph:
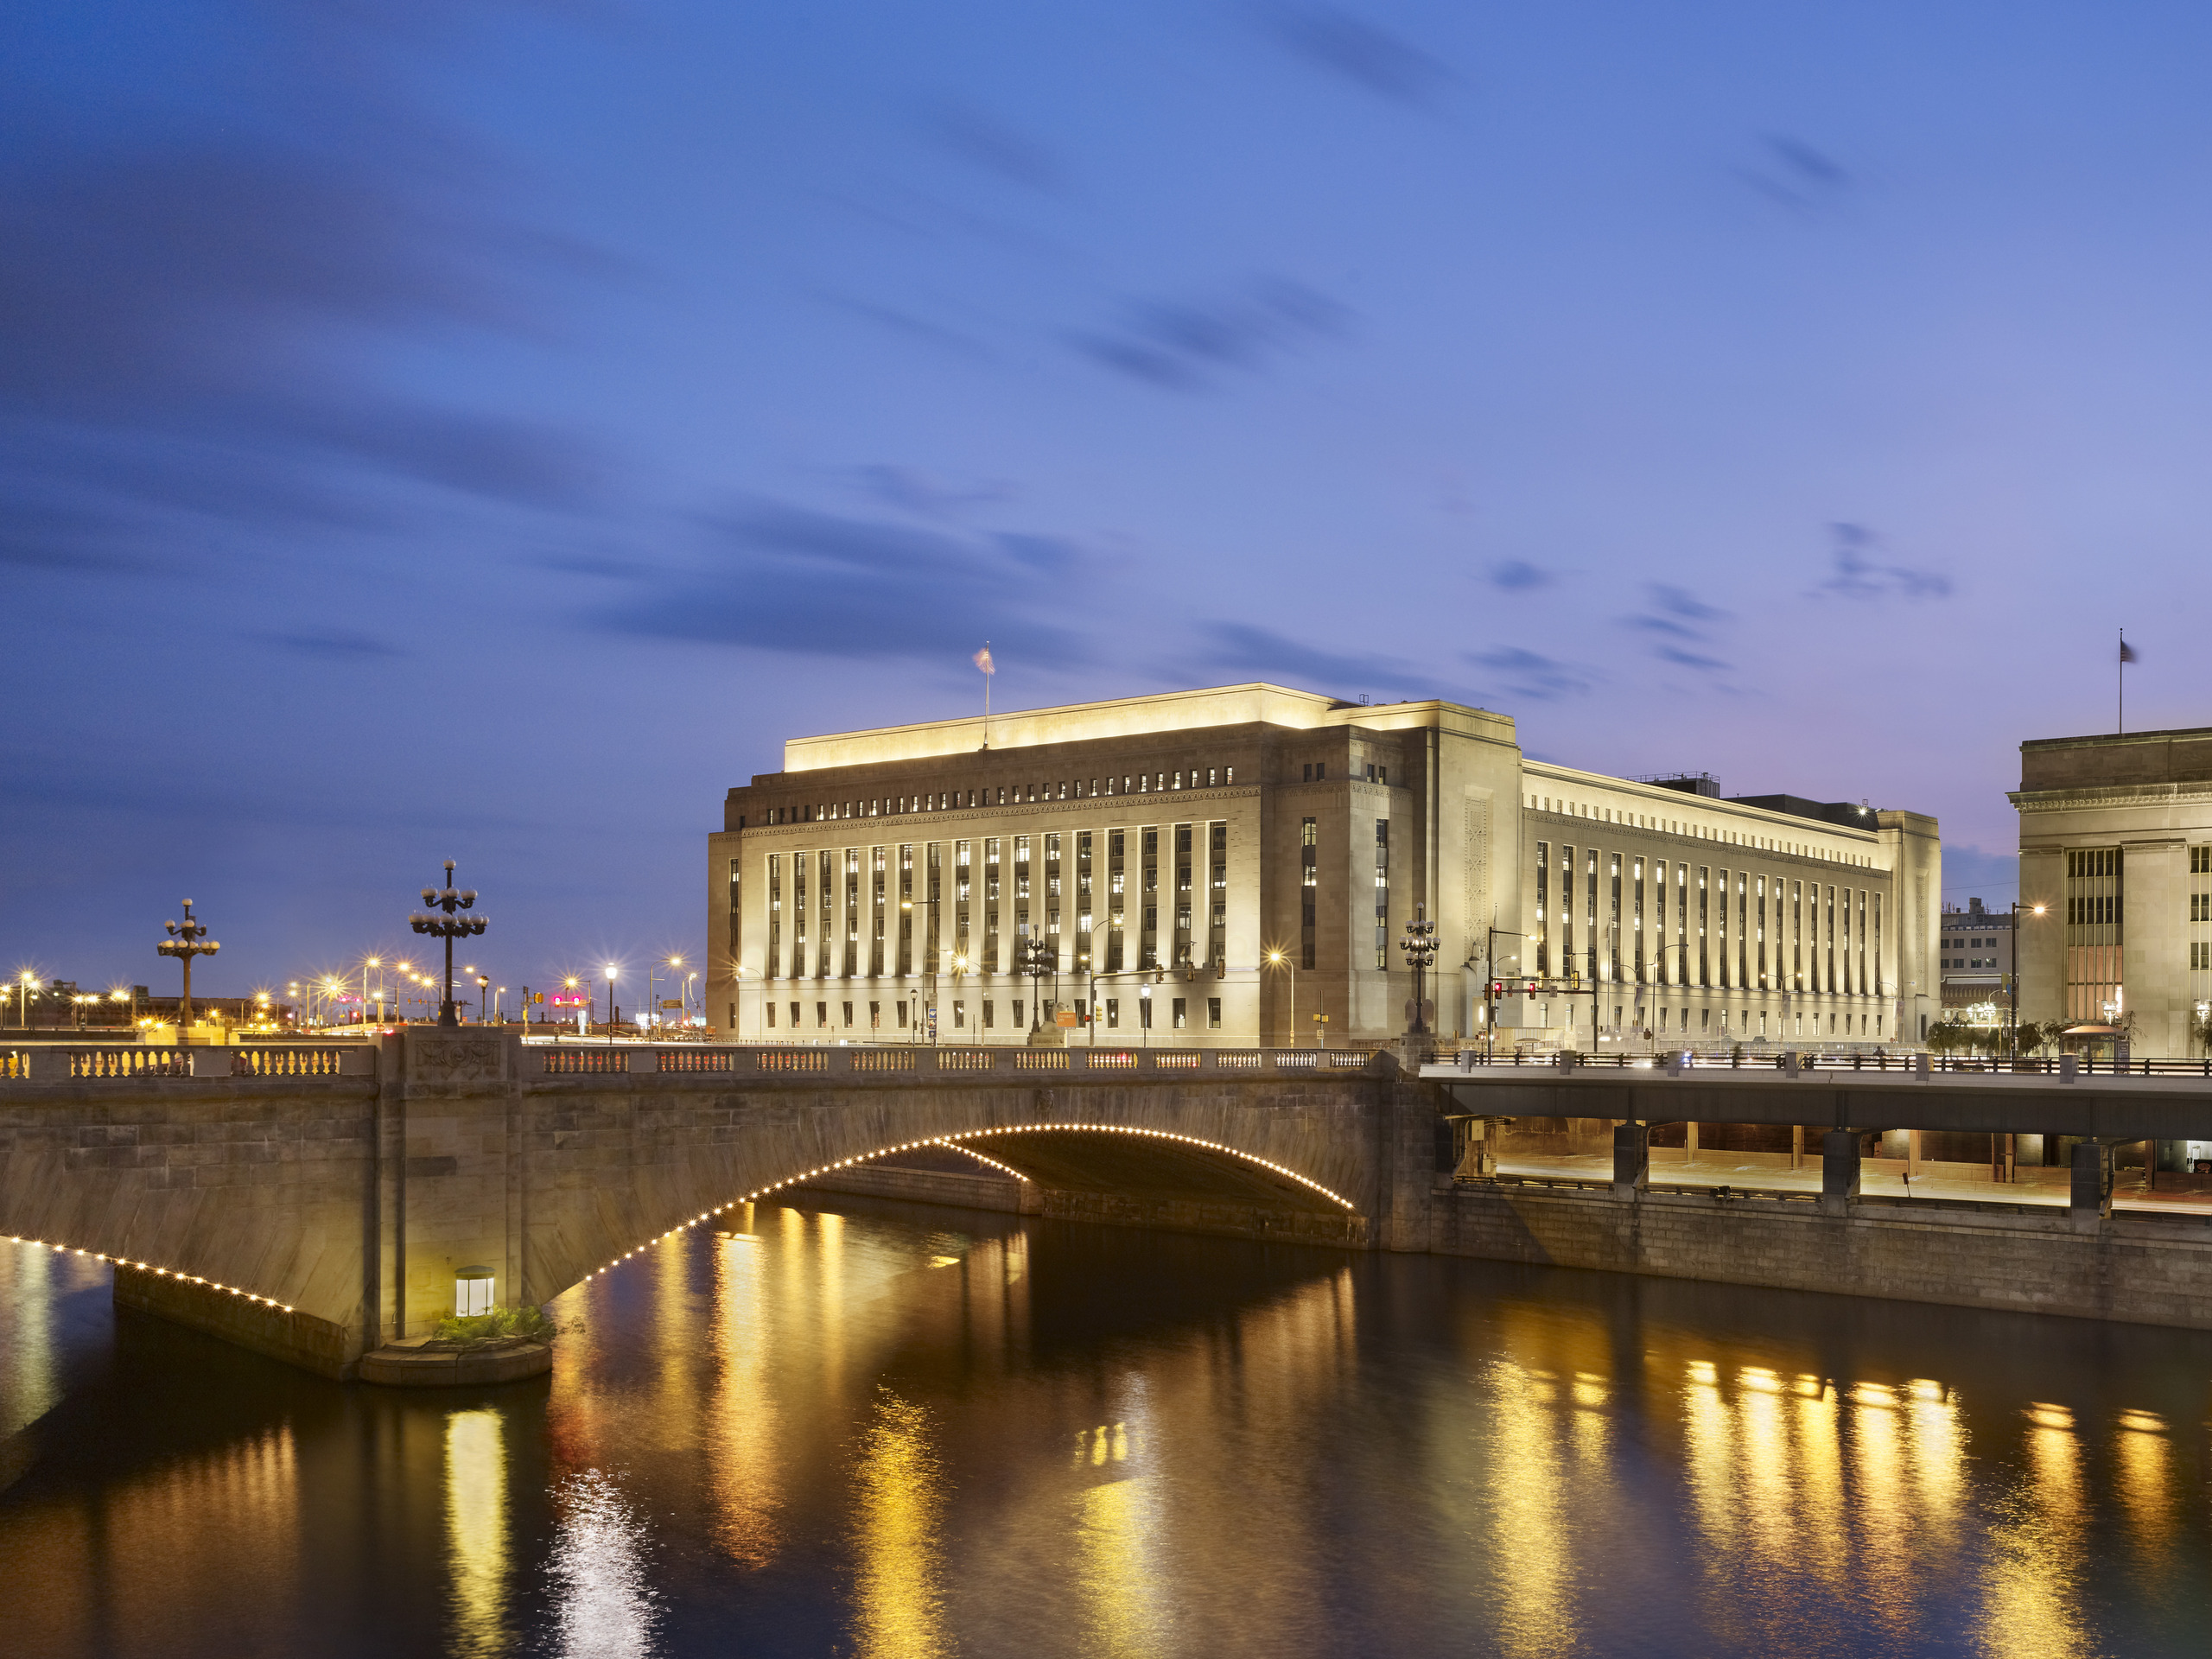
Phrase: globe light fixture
[
  {"left": 408, "top": 860, "right": 487, "bottom": 1028},
  {"left": 158, "top": 899, "right": 221, "bottom": 1034}
]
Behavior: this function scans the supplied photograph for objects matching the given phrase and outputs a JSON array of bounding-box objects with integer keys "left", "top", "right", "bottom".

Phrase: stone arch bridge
[{"left": 0, "top": 1032, "right": 1441, "bottom": 1377}]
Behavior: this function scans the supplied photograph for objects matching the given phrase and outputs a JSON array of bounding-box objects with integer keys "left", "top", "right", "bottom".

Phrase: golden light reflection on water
[
  {"left": 1976, "top": 1411, "right": 2092, "bottom": 1659},
  {"left": 1485, "top": 1360, "right": 1583, "bottom": 1658},
  {"left": 1072, "top": 1470, "right": 1170, "bottom": 1659},
  {"left": 850, "top": 1387, "right": 950, "bottom": 1659},
  {"left": 709, "top": 1218, "right": 783, "bottom": 1567},
  {"left": 444, "top": 1409, "right": 510, "bottom": 1658}
]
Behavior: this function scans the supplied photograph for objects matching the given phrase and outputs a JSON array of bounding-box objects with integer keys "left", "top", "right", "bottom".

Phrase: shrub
[{"left": 431, "top": 1303, "right": 556, "bottom": 1348}]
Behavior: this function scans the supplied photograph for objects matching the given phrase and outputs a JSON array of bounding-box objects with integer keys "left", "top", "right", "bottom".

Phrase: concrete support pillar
[
  {"left": 1790, "top": 1125, "right": 1804, "bottom": 1171},
  {"left": 2070, "top": 1138, "right": 2111, "bottom": 1231},
  {"left": 1612, "top": 1121, "right": 1649, "bottom": 1198},
  {"left": 1821, "top": 1129, "right": 1860, "bottom": 1217},
  {"left": 1684, "top": 1121, "right": 1699, "bottom": 1164},
  {"left": 1907, "top": 1128, "right": 1922, "bottom": 1177}
]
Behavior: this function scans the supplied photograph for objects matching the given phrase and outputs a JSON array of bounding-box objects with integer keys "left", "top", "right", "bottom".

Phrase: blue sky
[{"left": 7, "top": 1, "right": 2209, "bottom": 1000}]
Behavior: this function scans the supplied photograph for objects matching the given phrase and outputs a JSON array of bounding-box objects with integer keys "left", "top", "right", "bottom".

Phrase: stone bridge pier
[{"left": 0, "top": 1033, "right": 1442, "bottom": 1378}]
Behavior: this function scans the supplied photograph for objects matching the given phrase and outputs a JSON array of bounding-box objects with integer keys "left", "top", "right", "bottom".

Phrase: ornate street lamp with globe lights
[
  {"left": 158, "top": 899, "right": 221, "bottom": 1034},
  {"left": 1020, "top": 931, "right": 1054, "bottom": 1035},
  {"left": 408, "top": 861, "right": 486, "bottom": 1028},
  {"left": 1398, "top": 902, "right": 1440, "bottom": 1039}
]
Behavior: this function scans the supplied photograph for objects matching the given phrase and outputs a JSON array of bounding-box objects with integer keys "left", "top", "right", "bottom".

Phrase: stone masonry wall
[{"left": 1431, "top": 1181, "right": 2212, "bottom": 1329}]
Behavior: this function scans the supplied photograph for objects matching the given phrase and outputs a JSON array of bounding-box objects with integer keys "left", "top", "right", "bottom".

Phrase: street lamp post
[
  {"left": 2009, "top": 901, "right": 2047, "bottom": 1062},
  {"left": 407, "top": 860, "right": 487, "bottom": 1029},
  {"left": 1469, "top": 926, "right": 1531, "bottom": 1060},
  {"left": 1399, "top": 902, "right": 1440, "bottom": 1039},
  {"left": 476, "top": 975, "right": 490, "bottom": 1022},
  {"left": 1020, "top": 931, "right": 1053, "bottom": 1035},
  {"left": 13, "top": 970, "right": 33, "bottom": 1031},
  {"left": 901, "top": 898, "right": 944, "bottom": 1042},
  {"left": 1266, "top": 949, "right": 1296, "bottom": 1046},
  {"left": 158, "top": 899, "right": 221, "bottom": 1036}
]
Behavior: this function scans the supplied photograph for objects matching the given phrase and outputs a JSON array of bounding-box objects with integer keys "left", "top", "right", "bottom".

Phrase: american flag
[{"left": 973, "top": 645, "right": 995, "bottom": 674}]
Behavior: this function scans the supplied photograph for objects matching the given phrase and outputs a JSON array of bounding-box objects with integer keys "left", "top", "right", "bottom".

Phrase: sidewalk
[{"left": 1494, "top": 1150, "right": 2212, "bottom": 1215}]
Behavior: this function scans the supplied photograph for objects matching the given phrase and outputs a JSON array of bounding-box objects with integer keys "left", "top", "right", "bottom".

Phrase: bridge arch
[{"left": 568, "top": 1122, "right": 1363, "bottom": 1290}]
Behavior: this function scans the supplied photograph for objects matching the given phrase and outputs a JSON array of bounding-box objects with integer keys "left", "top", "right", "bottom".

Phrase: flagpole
[
  {"left": 2119, "top": 628, "right": 2125, "bottom": 734},
  {"left": 983, "top": 639, "right": 991, "bottom": 749}
]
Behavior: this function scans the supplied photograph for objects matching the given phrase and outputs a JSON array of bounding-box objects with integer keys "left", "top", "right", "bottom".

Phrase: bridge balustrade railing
[
  {"left": 67, "top": 1047, "right": 191, "bottom": 1079},
  {"left": 230, "top": 1047, "right": 349, "bottom": 1077},
  {"left": 518, "top": 1042, "right": 1386, "bottom": 1081},
  {"left": 1443, "top": 1048, "right": 2212, "bottom": 1078}
]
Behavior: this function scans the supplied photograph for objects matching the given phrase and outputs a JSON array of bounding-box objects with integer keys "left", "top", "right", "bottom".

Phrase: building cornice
[{"left": 2009, "top": 782, "right": 2212, "bottom": 811}]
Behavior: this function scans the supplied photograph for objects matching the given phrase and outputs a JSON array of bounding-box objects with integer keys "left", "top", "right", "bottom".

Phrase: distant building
[
  {"left": 2012, "top": 725, "right": 2212, "bottom": 1057},
  {"left": 1937, "top": 897, "right": 2014, "bottom": 1024},
  {"left": 709, "top": 683, "right": 1942, "bottom": 1049}
]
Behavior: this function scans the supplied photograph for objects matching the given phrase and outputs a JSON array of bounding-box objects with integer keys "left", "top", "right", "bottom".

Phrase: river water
[{"left": 3, "top": 1195, "right": 2209, "bottom": 1657}]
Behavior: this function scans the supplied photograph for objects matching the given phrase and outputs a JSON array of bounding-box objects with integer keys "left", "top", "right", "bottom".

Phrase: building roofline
[
  {"left": 2022, "top": 726, "right": 2212, "bottom": 751},
  {"left": 1521, "top": 759, "right": 1886, "bottom": 841},
  {"left": 776, "top": 683, "right": 1507, "bottom": 772}
]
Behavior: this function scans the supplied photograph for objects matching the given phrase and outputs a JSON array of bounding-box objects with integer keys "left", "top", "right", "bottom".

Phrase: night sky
[{"left": 9, "top": 2, "right": 2209, "bottom": 1004}]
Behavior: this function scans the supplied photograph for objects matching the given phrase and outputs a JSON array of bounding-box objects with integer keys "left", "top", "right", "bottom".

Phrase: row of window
[
  {"left": 755, "top": 995, "right": 1224, "bottom": 1032},
  {"left": 1528, "top": 793, "right": 1878, "bottom": 868},
  {"left": 759, "top": 768, "right": 1236, "bottom": 826},
  {"left": 757, "top": 824, "right": 1230, "bottom": 981},
  {"left": 1531, "top": 840, "right": 1884, "bottom": 994}
]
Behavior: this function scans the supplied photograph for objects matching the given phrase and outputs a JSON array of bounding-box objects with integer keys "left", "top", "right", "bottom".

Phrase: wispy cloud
[
  {"left": 1815, "top": 522, "right": 1952, "bottom": 601},
  {"left": 1486, "top": 559, "right": 1554, "bottom": 592},
  {"left": 847, "top": 464, "right": 1014, "bottom": 519},
  {"left": 1071, "top": 278, "right": 1349, "bottom": 392},
  {"left": 1464, "top": 646, "right": 1588, "bottom": 701},
  {"left": 1620, "top": 584, "right": 1732, "bottom": 672},
  {"left": 917, "top": 103, "right": 1067, "bottom": 194},
  {"left": 1192, "top": 622, "right": 1433, "bottom": 699},
  {"left": 257, "top": 628, "right": 408, "bottom": 659},
  {"left": 1259, "top": 6, "right": 1455, "bottom": 105},
  {"left": 1738, "top": 134, "right": 1851, "bottom": 212},
  {"left": 594, "top": 498, "right": 1094, "bottom": 664}
]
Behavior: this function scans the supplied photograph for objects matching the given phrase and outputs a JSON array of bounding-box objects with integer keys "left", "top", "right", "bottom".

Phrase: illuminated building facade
[
  {"left": 2012, "top": 725, "right": 2212, "bottom": 1056},
  {"left": 709, "top": 683, "right": 1940, "bottom": 1048}
]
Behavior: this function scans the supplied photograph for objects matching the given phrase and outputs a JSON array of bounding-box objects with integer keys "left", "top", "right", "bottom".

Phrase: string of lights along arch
[
  {"left": 575, "top": 1127, "right": 1357, "bottom": 1283},
  {"left": 3, "top": 1235, "right": 293, "bottom": 1312},
  {"left": 409, "top": 860, "right": 486, "bottom": 1028}
]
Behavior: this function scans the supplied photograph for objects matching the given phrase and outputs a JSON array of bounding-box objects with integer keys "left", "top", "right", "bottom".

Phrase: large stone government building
[
  {"left": 709, "top": 684, "right": 1940, "bottom": 1049},
  {"left": 2013, "top": 726, "right": 2212, "bottom": 1057}
]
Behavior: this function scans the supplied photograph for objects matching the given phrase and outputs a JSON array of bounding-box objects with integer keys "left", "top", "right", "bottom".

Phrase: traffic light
[
  {"left": 1525, "top": 980, "right": 1537, "bottom": 998},
  {"left": 1214, "top": 960, "right": 1226, "bottom": 979},
  {"left": 1489, "top": 981, "right": 1503, "bottom": 999}
]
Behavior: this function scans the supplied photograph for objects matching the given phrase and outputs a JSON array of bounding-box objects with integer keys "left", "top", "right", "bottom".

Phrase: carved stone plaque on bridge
[{"left": 407, "top": 1033, "right": 505, "bottom": 1084}]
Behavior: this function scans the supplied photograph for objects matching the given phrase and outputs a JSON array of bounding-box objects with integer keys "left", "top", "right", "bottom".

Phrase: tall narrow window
[
  {"left": 1300, "top": 817, "right": 1318, "bottom": 969},
  {"left": 1560, "top": 845, "right": 1576, "bottom": 980},
  {"left": 1173, "top": 823, "right": 1194, "bottom": 967},
  {"left": 1535, "top": 841, "right": 1550, "bottom": 976},
  {"left": 1791, "top": 880, "right": 1803, "bottom": 991},
  {"left": 843, "top": 848, "right": 860, "bottom": 977},
  {"left": 1208, "top": 823, "right": 1228, "bottom": 968},
  {"left": 1632, "top": 856, "right": 1646, "bottom": 982},
  {"left": 1697, "top": 868, "right": 1710, "bottom": 987},
  {"left": 728, "top": 858, "right": 741, "bottom": 954},
  {"left": 1374, "top": 820, "right": 1390, "bottom": 969},
  {"left": 1108, "top": 829, "right": 1127, "bottom": 972},
  {"left": 767, "top": 854, "right": 782, "bottom": 979},
  {"left": 1675, "top": 863, "right": 1688, "bottom": 986},
  {"left": 1076, "top": 830, "right": 1094, "bottom": 971},
  {"left": 1140, "top": 828, "right": 1160, "bottom": 969},
  {"left": 818, "top": 850, "right": 834, "bottom": 979},
  {"left": 792, "top": 852, "right": 809, "bottom": 975},
  {"left": 1608, "top": 854, "right": 1622, "bottom": 982},
  {"left": 1738, "top": 874, "right": 1750, "bottom": 988}
]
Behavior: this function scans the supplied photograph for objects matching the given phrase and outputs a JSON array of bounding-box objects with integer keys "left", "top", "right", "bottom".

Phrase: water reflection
[
  {"left": 850, "top": 1387, "right": 950, "bottom": 1659},
  {"left": 708, "top": 1217, "right": 782, "bottom": 1568},
  {"left": 5, "top": 1207, "right": 2212, "bottom": 1656},
  {"left": 549, "top": 1469, "right": 658, "bottom": 1659},
  {"left": 444, "top": 1409, "right": 509, "bottom": 1657}
]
